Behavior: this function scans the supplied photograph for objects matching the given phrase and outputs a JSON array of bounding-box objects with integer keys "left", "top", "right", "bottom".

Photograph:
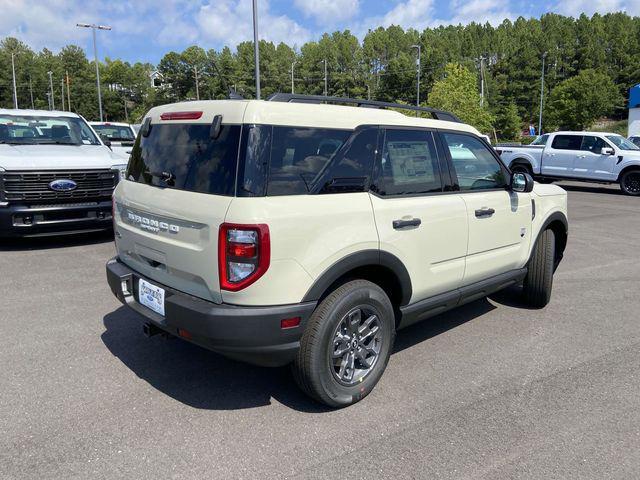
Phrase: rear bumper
[
  {"left": 106, "top": 257, "right": 317, "bottom": 367},
  {"left": 0, "top": 201, "right": 113, "bottom": 237}
]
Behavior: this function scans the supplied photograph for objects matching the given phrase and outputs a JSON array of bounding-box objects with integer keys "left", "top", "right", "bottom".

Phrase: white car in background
[
  {"left": 89, "top": 122, "right": 137, "bottom": 160},
  {"left": 0, "top": 109, "right": 126, "bottom": 237}
]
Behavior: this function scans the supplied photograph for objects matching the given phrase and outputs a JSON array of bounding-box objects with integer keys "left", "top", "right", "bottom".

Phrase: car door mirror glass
[{"left": 511, "top": 172, "right": 533, "bottom": 193}]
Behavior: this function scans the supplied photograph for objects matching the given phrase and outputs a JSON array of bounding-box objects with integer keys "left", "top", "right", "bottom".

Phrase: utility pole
[
  {"left": 29, "top": 76, "right": 34, "bottom": 109},
  {"left": 123, "top": 96, "right": 129, "bottom": 122},
  {"left": 194, "top": 65, "right": 200, "bottom": 100},
  {"left": 367, "top": 84, "right": 371, "bottom": 100},
  {"left": 322, "top": 59, "right": 327, "bottom": 96},
  {"left": 61, "top": 78, "right": 65, "bottom": 110},
  {"left": 66, "top": 71, "right": 71, "bottom": 111},
  {"left": 11, "top": 53, "right": 18, "bottom": 109},
  {"left": 252, "top": 0, "right": 261, "bottom": 99},
  {"left": 479, "top": 56, "right": 485, "bottom": 107},
  {"left": 411, "top": 44, "right": 421, "bottom": 115},
  {"left": 539, "top": 52, "right": 547, "bottom": 136},
  {"left": 47, "top": 71, "right": 55, "bottom": 110},
  {"left": 46, "top": 92, "right": 52, "bottom": 110},
  {"left": 291, "top": 60, "right": 297, "bottom": 94},
  {"left": 77, "top": 23, "right": 111, "bottom": 121}
]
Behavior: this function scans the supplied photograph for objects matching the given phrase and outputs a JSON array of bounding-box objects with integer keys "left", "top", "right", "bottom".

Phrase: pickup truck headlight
[{"left": 111, "top": 164, "right": 128, "bottom": 180}]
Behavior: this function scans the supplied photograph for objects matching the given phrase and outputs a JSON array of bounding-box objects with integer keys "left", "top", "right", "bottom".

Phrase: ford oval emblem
[{"left": 49, "top": 179, "right": 77, "bottom": 192}]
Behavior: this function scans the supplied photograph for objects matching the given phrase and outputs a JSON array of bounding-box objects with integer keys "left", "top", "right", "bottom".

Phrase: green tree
[
  {"left": 493, "top": 103, "right": 521, "bottom": 140},
  {"left": 545, "top": 68, "right": 623, "bottom": 130},
  {"left": 428, "top": 63, "right": 494, "bottom": 132}
]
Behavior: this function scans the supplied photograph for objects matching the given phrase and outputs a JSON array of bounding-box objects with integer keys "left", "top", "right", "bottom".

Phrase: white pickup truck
[{"left": 497, "top": 131, "right": 640, "bottom": 195}]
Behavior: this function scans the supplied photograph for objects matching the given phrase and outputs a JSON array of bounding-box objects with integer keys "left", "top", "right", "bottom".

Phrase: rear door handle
[
  {"left": 393, "top": 218, "right": 421, "bottom": 229},
  {"left": 475, "top": 208, "right": 495, "bottom": 218}
]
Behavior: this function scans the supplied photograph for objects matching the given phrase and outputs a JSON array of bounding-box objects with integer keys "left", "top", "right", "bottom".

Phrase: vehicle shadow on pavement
[
  {"left": 101, "top": 306, "right": 332, "bottom": 413},
  {"left": 0, "top": 230, "right": 113, "bottom": 251},
  {"left": 102, "top": 298, "right": 505, "bottom": 412},
  {"left": 393, "top": 298, "right": 497, "bottom": 353}
]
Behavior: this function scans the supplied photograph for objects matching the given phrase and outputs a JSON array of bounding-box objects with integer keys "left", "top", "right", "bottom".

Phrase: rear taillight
[{"left": 218, "top": 223, "right": 270, "bottom": 291}]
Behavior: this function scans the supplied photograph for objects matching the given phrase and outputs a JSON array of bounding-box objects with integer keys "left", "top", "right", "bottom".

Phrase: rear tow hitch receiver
[{"left": 143, "top": 322, "right": 166, "bottom": 338}]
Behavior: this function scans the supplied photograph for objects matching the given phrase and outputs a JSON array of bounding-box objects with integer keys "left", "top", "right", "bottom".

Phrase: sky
[{"left": 1, "top": 0, "right": 640, "bottom": 64}]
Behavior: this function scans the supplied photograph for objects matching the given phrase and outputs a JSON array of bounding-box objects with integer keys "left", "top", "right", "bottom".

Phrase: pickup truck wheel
[
  {"left": 522, "top": 228, "right": 555, "bottom": 308},
  {"left": 292, "top": 280, "right": 395, "bottom": 408},
  {"left": 620, "top": 170, "right": 640, "bottom": 196},
  {"left": 511, "top": 163, "right": 532, "bottom": 176}
]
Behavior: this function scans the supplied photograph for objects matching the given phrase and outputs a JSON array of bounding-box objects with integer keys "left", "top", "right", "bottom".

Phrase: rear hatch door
[{"left": 113, "top": 107, "right": 245, "bottom": 303}]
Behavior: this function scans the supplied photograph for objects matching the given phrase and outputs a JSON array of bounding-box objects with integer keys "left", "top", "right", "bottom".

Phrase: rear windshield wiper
[
  {"left": 149, "top": 170, "right": 175, "bottom": 185},
  {"left": 38, "top": 141, "right": 82, "bottom": 145}
]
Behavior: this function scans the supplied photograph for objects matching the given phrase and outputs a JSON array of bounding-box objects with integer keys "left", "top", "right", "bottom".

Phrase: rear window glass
[
  {"left": 551, "top": 135, "right": 582, "bottom": 150},
  {"left": 127, "top": 123, "right": 241, "bottom": 196}
]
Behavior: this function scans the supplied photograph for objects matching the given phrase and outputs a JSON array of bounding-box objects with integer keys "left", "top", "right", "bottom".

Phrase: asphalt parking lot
[{"left": 1, "top": 181, "right": 639, "bottom": 480}]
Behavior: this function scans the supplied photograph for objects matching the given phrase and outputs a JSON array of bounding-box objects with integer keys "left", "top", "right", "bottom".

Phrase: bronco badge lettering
[{"left": 127, "top": 211, "right": 179, "bottom": 234}]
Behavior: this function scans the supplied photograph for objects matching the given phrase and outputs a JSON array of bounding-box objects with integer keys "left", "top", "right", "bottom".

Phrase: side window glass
[
  {"left": 376, "top": 129, "right": 442, "bottom": 195},
  {"left": 322, "top": 128, "right": 377, "bottom": 182},
  {"left": 551, "top": 135, "right": 582, "bottom": 150},
  {"left": 580, "top": 136, "right": 607, "bottom": 153},
  {"left": 267, "top": 127, "right": 350, "bottom": 196},
  {"left": 237, "top": 125, "right": 271, "bottom": 197},
  {"left": 443, "top": 132, "right": 507, "bottom": 191}
]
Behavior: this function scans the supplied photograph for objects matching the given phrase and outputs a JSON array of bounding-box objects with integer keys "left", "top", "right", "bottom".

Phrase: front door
[
  {"left": 573, "top": 135, "right": 617, "bottom": 180},
  {"left": 440, "top": 132, "right": 533, "bottom": 285},
  {"left": 370, "top": 128, "right": 467, "bottom": 304}
]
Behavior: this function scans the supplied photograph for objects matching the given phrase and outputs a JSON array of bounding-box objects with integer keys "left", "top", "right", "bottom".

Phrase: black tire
[
  {"left": 510, "top": 162, "right": 533, "bottom": 176},
  {"left": 522, "top": 229, "right": 555, "bottom": 308},
  {"left": 292, "top": 280, "right": 395, "bottom": 408},
  {"left": 619, "top": 169, "right": 640, "bottom": 196}
]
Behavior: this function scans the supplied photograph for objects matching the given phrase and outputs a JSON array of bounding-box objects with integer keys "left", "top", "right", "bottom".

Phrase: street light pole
[
  {"left": 538, "top": 52, "right": 547, "bottom": 136},
  {"left": 411, "top": 44, "right": 421, "bottom": 115},
  {"left": 291, "top": 60, "right": 297, "bottom": 94},
  {"left": 11, "top": 53, "right": 18, "bottom": 109},
  {"left": 61, "top": 78, "right": 65, "bottom": 110},
  {"left": 47, "top": 71, "right": 55, "bottom": 110},
  {"left": 252, "top": 0, "right": 261, "bottom": 99},
  {"left": 77, "top": 23, "right": 111, "bottom": 121},
  {"left": 194, "top": 65, "right": 200, "bottom": 100},
  {"left": 322, "top": 59, "right": 327, "bottom": 96}
]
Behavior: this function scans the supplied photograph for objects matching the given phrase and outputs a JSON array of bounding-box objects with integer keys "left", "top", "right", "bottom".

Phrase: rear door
[
  {"left": 440, "top": 131, "right": 532, "bottom": 285},
  {"left": 541, "top": 134, "right": 582, "bottom": 177},
  {"left": 370, "top": 127, "right": 467, "bottom": 303},
  {"left": 574, "top": 135, "right": 617, "bottom": 180},
  {"left": 113, "top": 120, "right": 242, "bottom": 304}
]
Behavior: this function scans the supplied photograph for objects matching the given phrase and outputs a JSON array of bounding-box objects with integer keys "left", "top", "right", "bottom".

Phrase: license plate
[{"left": 138, "top": 279, "right": 165, "bottom": 316}]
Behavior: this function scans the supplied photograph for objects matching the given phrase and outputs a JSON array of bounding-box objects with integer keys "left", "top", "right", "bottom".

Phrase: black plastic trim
[
  {"left": 106, "top": 257, "right": 317, "bottom": 367},
  {"left": 301, "top": 249, "right": 412, "bottom": 306},
  {"left": 398, "top": 268, "right": 527, "bottom": 329}
]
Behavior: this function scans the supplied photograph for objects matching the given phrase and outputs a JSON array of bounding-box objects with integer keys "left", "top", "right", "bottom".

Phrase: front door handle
[
  {"left": 393, "top": 218, "right": 421, "bottom": 229},
  {"left": 475, "top": 208, "right": 495, "bottom": 218}
]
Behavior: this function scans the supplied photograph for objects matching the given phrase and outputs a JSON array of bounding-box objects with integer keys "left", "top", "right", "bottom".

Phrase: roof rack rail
[{"left": 266, "top": 93, "right": 461, "bottom": 123}]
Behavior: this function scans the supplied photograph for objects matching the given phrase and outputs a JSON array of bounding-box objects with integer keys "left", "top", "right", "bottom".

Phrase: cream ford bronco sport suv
[{"left": 106, "top": 94, "right": 568, "bottom": 407}]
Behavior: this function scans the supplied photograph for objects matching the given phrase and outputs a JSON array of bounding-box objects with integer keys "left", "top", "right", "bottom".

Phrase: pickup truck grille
[{"left": 0, "top": 170, "right": 118, "bottom": 203}]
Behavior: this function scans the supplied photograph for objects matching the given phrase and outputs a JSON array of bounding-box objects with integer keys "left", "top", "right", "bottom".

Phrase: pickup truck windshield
[
  {"left": 0, "top": 115, "right": 100, "bottom": 146},
  {"left": 91, "top": 124, "right": 136, "bottom": 142},
  {"left": 606, "top": 135, "right": 639, "bottom": 151}
]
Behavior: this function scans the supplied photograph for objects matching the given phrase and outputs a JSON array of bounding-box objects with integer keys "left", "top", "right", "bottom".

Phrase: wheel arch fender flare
[
  {"left": 531, "top": 211, "right": 568, "bottom": 265},
  {"left": 616, "top": 163, "right": 640, "bottom": 182},
  {"left": 509, "top": 157, "right": 534, "bottom": 172},
  {"left": 301, "top": 250, "right": 413, "bottom": 306}
]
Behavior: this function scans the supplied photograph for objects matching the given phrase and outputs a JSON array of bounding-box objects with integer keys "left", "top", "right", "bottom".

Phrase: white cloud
[
  {"left": 293, "top": 0, "right": 360, "bottom": 24},
  {"left": 354, "top": 0, "right": 435, "bottom": 38},
  {"left": 553, "top": 0, "right": 640, "bottom": 16},
  {"left": 447, "top": 0, "right": 516, "bottom": 25},
  {"left": 196, "top": 0, "right": 311, "bottom": 49}
]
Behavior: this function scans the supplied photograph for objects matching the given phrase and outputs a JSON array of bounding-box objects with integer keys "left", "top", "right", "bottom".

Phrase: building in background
[{"left": 629, "top": 84, "right": 640, "bottom": 137}]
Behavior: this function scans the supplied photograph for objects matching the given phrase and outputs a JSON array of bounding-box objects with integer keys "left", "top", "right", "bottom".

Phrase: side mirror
[
  {"left": 511, "top": 172, "right": 534, "bottom": 193},
  {"left": 99, "top": 134, "right": 112, "bottom": 149},
  {"left": 601, "top": 147, "right": 615, "bottom": 155}
]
